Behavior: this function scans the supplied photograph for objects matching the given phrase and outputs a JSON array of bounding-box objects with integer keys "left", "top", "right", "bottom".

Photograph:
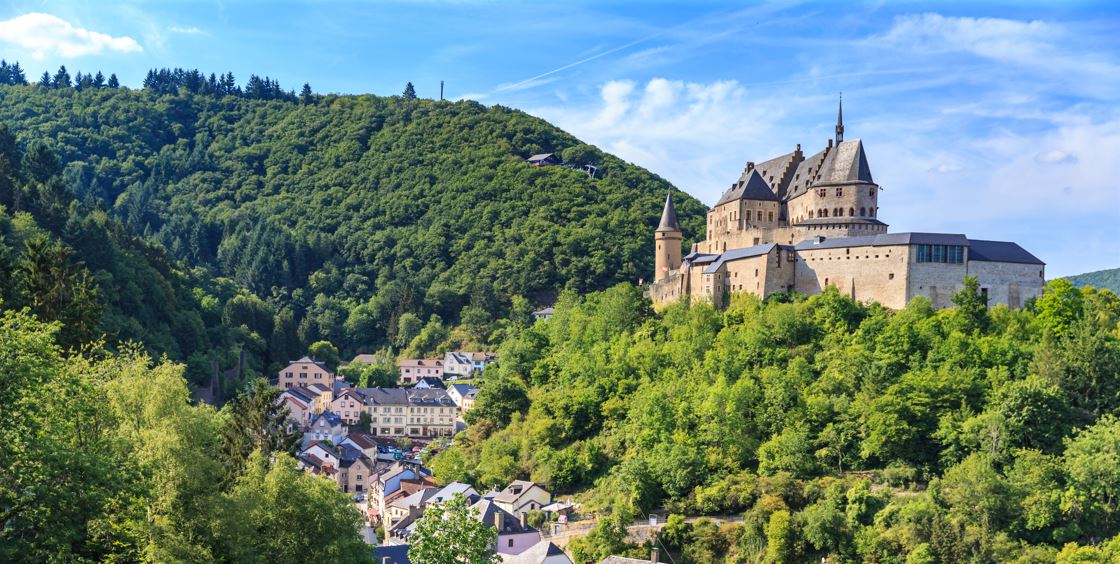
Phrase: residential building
[
  {"left": 341, "top": 430, "right": 380, "bottom": 460},
  {"left": 279, "top": 387, "right": 314, "bottom": 427},
  {"left": 471, "top": 498, "right": 541, "bottom": 555},
  {"left": 444, "top": 351, "right": 498, "bottom": 377},
  {"left": 361, "top": 387, "right": 411, "bottom": 436},
  {"left": 332, "top": 389, "right": 368, "bottom": 425},
  {"left": 447, "top": 384, "right": 480, "bottom": 413},
  {"left": 398, "top": 359, "right": 443, "bottom": 385},
  {"left": 527, "top": 153, "right": 560, "bottom": 166},
  {"left": 501, "top": 542, "right": 572, "bottom": 564},
  {"left": 531, "top": 307, "right": 554, "bottom": 321},
  {"left": 405, "top": 388, "right": 457, "bottom": 437},
  {"left": 493, "top": 481, "right": 552, "bottom": 515},
  {"left": 414, "top": 376, "right": 446, "bottom": 390},
  {"left": 337, "top": 443, "right": 374, "bottom": 494},
  {"left": 306, "top": 412, "right": 346, "bottom": 445},
  {"left": 277, "top": 356, "right": 334, "bottom": 389}
]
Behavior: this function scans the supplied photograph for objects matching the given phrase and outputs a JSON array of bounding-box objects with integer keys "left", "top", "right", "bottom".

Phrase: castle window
[
  {"left": 860, "top": 207, "right": 866, "bottom": 216},
  {"left": 836, "top": 188, "right": 843, "bottom": 197},
  {"left": 818, "top": 188, "right": 826, "bottom": 198},
  {"left": 768, "top": 211, "right": 774, "bottom": 222},
  {"left": 889, "top": 273, "right": 894, "bottom": 280},
  {"left": 849, "top": 207, "right": 855, "bottom": 217},
  {"left": 870, "top": 187, "right": 875, "bottom": 197}
]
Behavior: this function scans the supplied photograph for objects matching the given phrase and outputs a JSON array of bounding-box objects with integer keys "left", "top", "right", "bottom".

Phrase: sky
[{"left": 0, "top": 1, "right": 1117, "bottom": 277}]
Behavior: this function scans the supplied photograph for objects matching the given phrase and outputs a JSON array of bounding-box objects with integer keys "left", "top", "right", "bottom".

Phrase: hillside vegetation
[
  {"left": 1066, "top": 267, "right": 1120, "bottom": 294},
  {"left": 435, "top": 279, "right": 1120, "bottom": 562},
  {"left": 0, "top": 72, "right": 706, "bottom": 379}
]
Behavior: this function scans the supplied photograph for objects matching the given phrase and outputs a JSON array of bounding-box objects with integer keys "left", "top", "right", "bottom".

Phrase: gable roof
[
  {"left": 310, "top": 411, "right": 344, "bottom": 428},
  {"left": 966, "top": 239, "right": 1045, "bottom": 265},
  {"left": 502, "top": 541, "right": 571, "bottom": 563},
  {"left": 785, "top": 147, "right": 829, "bottom": 199},
  {"left": 715, "top": 169, "right": 779, "bottom": 206},
  {"left": 527, "top": 153, "right": 556, "bottom": 162},
  {"left": 287, "top": 356, "right": 332, "bottom": 373},
  {"left": 494, "top": 480, "right": 546, "bottom": 504},
  {"left": 415, "top": 376, "right": 446, "bottom": 389},
  {"left": 470, "top": 498, "right": 538, "bottom": 534}
]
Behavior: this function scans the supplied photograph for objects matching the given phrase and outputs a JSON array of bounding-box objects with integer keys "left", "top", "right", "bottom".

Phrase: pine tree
[
  {"left": 402, "top": 81, "right": 417, "bottom": 100},
  {"left": 38, "top": 71, "right": 51, "bottom": 88},
  {"left": 52, "top": 66, "right": 71, "bottom": 88},
  {"left": 93, "top": 71, "right": 105, "bottom": 88},
  {"left": 11, "top": 62, "right": 26, "bottom": 84},
  {"left": 300, "top": 83, "right": 313, "bottom": 105},
  {"left": 107, "top": 73, "right": 119, "bottom": 88},
  {"left": 0, "top": 60, "right": 10, "bottom": 85}
]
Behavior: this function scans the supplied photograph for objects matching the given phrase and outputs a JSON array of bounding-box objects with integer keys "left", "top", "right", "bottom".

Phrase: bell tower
[{"left": 655, "top": 192, "right": 682, "bottom": 282}]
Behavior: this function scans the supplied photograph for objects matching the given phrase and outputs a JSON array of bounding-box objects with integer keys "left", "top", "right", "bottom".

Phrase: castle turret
[{"left": 655, "top": 192, "right": 682, "bottom": 282}]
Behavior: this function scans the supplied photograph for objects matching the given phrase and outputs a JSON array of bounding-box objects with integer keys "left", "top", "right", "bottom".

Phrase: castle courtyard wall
[
  {"left": 965, "top": 261, "right": 1046, "bottom": 309},
  {"left": 794, "top": 244, "right": 910, "bottom": 309}
]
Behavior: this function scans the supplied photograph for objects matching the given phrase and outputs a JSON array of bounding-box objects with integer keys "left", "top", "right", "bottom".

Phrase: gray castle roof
[
  {"left": 791, "top": 233, "right": 1044, "bottom": 264},
  {"left": 703, "top": 243, "right": 778, "bottom": 273},
  {"left": 785, "top": 139, "right": 874, "bottom": 200},
  {"left": 967, "top": 239, "right": 1044, "bottom": 265},
  {"left": 715, "top": 169, "right": 779, "bottom": 206},
  {"left": 656, "top": 192, "right": 681, "bottom": 232}
]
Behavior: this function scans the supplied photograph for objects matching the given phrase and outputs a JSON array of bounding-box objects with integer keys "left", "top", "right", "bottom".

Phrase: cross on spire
[{"left": 835, "top": 93, "right": 844, "bottom": 144}]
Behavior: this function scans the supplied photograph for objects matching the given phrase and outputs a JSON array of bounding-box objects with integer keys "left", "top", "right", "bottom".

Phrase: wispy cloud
[
  {"left": 0, "top": 12, "right": 142, "bottom": 59},
  {"left": 169, "top": 25, "right": 205, "bottom": 35}
]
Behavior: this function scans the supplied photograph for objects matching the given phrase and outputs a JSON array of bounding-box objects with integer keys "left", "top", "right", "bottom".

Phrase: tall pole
[{"left": 440, "top": 80, "right": 444, "bottom": 101}]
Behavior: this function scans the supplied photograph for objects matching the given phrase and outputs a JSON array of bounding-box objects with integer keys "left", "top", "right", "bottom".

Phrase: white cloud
[
  {"left": 1035, "top": 149, "right": 1076, "bottom": 164},
  {"left": 932, "top": 163, "right": 963, "bottom": 173},
  {"left": 0, "top": 12, "right": 142, "bottom": 59},
  {"left": 169, "top": 26, "right": 204, "bottom": 35}
]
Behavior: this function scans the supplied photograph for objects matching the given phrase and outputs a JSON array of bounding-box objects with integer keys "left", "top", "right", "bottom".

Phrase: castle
[{"left": 649, "top": 101, "right": 1045, "bottom": 310}]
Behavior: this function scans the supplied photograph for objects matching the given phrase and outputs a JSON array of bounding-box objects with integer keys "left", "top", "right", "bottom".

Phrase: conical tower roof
[{"left": 656, "top": 192, "right": 681, "bottom": 233}]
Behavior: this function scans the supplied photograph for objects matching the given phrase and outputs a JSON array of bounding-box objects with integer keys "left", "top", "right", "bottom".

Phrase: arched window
[
  {"left": 821, "top": 209, "right": 828, "bottom": 217},
  {"left": 860, "top": 207, "right": 866, "bottom": 216},
  {"left": 849, "top": 207, "right": 855, "bottom": 217}
]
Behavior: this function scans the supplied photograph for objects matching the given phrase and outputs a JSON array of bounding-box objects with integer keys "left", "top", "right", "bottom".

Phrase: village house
[
  {"left": 340, "top": 430, "right": 380, "bottom": 460},
  {"left": 493, "top": 481, "right": 552, "bottom": 515},
  {"left": 447, "top": 383, "right": 480, "bottom": 413},
  {"left": 414, "top": 376, "right": 446, "bottom": 390},
  {"left": 306, "top": 412, "right": 346, "bottom": 446},
  {"left": 279, "top": 387, "right": 315, "bottom": 427},
  {"left": 531, "top": 307, "right": 554, "bottom": 321},
  {"left": 277, "top": 356, "right": 334, "bottom": 389},
  {"left": 472, "top": 498, "right": 542, "bottom": 555},
  {"left": 336, "top": 443, "right": 374, "bottom": 495},
  {"left": 398, "top": 359, "right": 443, "bottom": 385},
  {"left": 443, "top": 351, "right": 498, "bottom": 377},
  {"left": 332, "top": 389, "right": 368, "bottom": 426},
  {"left": 500, "top": 541, "right": 572, "bottom": 564},
  {"left": 405, "top": 388, "right": 457, "bottom": 437}
]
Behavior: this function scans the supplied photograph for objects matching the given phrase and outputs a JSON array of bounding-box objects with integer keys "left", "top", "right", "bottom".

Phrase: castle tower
[
  {"left": 835, "top": 94, "right": 844, "bottom": 144},
  {"left": 655, "top": 192, "right": 682, "bottom": 282}
]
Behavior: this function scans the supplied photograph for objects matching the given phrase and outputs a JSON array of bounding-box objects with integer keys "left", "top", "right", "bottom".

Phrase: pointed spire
[
  {"left": 835, "top": 93, "right": 844, "bottom": 144},
  {"left": 656, "top": 192, "right": 680, "bottom": 232}
]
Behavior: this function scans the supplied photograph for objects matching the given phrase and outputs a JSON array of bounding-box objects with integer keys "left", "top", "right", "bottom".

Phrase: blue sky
[{"left": 1, "top": 1, "right": 1118, "bottom": 277}]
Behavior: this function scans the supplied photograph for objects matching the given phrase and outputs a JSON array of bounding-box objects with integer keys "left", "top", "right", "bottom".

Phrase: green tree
[
  {"left": 402, "top": 81, "right": 417, "bottom": 100},
  {"left": 220, "top": 451, "right": 369, "bottom": 562},
  {"left": 1036, "top": 279, "right": 1084, "bottom": 337},
  {"left": 1063, "top": 415, "right": 1120, "bottom": 535},
  {"left": 396, "top": 312, "right": 422, "bottom": 348},
  {"left": 409, "top": 493, "right": 500, "bottom": 564},
  {"left": 465, "top": 374, "right": 529, "bottom": 427},
  {"left": 16, "top": 236, "right": 103, "bottom": 349},
  {"left": 309, "top": 340, "right": 341, "bottom": 371},
  {"left": 765, "top": 510, "right": 794, "bottom": 563},
  {"left": 950, "top": 275, "right": 990, "bottom": 333},
  {"left": 300, "top": 82, "right": 313, "bottom": 105},
  {"left": 218, "top": 378, "right": 301, "bottom": 486}
]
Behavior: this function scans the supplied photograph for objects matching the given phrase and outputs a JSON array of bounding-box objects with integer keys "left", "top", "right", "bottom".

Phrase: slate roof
[
  {"left": 415, "top": 376, "right": 446, "bottom": 389},
  {"left": 527, "top": 153, "right": 556, "bottom": 162},
  {"left": 358, "top": 387, "right": 410, "bottom": 405},
  {"left": 656, "top": 193, "right": 681, "bottom": 232},
  {"left": 494, "top": 480, "right": 546, "bottom": 505},
  {"left": 374, "top": 545, "right": 412, "bottom": 564},
  {"left": 794, "top": 232, "right": 969, "bottom": 251},
  {"left": 310, "top": 411, "right": 344, "bottom": 428},
  {"left": 794, "top": 217, "right": 887, "bottom": 227},
  {"left": 284, "top": 386, "right": 318, "bottom": 403},
  {"left": 407, "top": 388, "right": 456, "bottom": 407},
  {"left": 449, "top": 384, "right": 480, "bottom": 398},
  {"left": 814, "top": 139, "right": 874, "bottom": 185},
  {"left": 501, "top": 541, "right": 571, "bottom": 563},
  {"left": 966, "top": 239, "right": 1045, "bottom": 265},
  {"left": 682, "top": 252, "right": 719, "bottom": 265},
  {"left": 470, "top": 498, "right": 538, "bottom": 534},
  {"left": 785, "top": 148, "right": 829, "bottom": 200},
  {"left": 702, "top": 243, "right": 778, "bottom": 274},
  {"left": 288, "top": 356, "right": 332, "bottom": 373},
  {"left": 715, "top": 169, "right": 779, "bottom": 206}
]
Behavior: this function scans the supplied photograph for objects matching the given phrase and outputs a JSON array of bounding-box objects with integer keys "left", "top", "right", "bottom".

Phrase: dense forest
[
  {"left": 1066, "top": 267, "right": 1120, "bottom": 295},
  {"left": 0, "top": 62, "right": 706, "bottom": 385},
  {"left": 433, "top": 279, "right": 1120, "bottom": 562}
]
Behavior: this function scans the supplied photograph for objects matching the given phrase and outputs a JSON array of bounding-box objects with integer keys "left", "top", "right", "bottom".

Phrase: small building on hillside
[
  {"left": 527, "top": 153, "right": 561, "bottom": 167},
  {"left": 414, "top": 376, "right": 446, "bottom": 390},
  {"left": 447, "top": 384, "right": 480, "bottom": 413},
  {"left": 493, "top": 481, "right": 552, "bottom": 516},
  {"left": 532, "top": 307, "right": 554, "bottom": 321},
  {"left": 444, "top": 351, "right": 498, "bottom": 377},
  {"left": 306, "top": 412, "right": 346, "bottom": 445}
]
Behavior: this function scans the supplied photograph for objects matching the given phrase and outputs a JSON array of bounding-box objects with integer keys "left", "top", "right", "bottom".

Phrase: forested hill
[
  {"left": 0, "top": 74, "right": 706, "bottom": 374},
  {"left": 1065, "top": 267, "right": 1120, "bottom": 294}
]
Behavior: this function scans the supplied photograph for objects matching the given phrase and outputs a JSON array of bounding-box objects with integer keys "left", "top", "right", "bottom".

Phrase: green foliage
[
  {"left": 430, "top": 281, "right": 1120, "bottom": 562},
  {"left": 218, "top": 378, "right": 302, "bottom": 486},
  {"left": 409, "top": 494, "right": 500, "bottom": 564},
  {"left": 1065, "top": 267, "right": 1120, "bottom": 295},
  {"left": 309, "top": 340, "right": 341, "bottom": 371},
  {"left": 0, "top": 306, "right": 367, "bottom": 560}
]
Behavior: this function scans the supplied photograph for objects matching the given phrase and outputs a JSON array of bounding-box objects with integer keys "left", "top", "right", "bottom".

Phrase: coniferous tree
[
  {"left": 403, "top": 81, "right": 417, "bottom": 100},
  {"left": 11, "top": 61, "right": 26, "bottom": 84},
  {"left": 107, "top": 73, "right": 119, "bottom": 88},
  {"left": 93, "top": 71, "right": 105, "bottom": 88},
  {"left": 38, "top": 71, "right": 51, "bottom": 88},
  {"left": 217, "top": 378, "right": 301, "bottom": 487},
  {"left": 300, "top": 83, "right": 313, "bottom": 105},
  {"left": 52, "top": 65, "right": 71, "bottom": 88}
]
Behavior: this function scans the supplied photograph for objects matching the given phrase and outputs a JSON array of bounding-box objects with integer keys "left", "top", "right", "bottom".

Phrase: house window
[
  {"left": 818, "top": 188, "right": 826, "bottom": 198},
  {"left": 508, "top": 539, "right": 514, "bottom": 548},
  {"left": 768, "top": 211, "right": 774, "bottom": 222},
  {"left": 757, "top": 211, "right": 762, "bottom": 220},
  {"left": 836, "top": 188, "right": 843, "bottom": 197}
]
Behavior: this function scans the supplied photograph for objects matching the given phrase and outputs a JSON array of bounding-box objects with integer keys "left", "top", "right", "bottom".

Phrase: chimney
[
  {"left": 520, "top": 511, "right": 527, "bottom": 528},
  {"left": 494, "top": 511, "right": 503, "bottom": 531},
  {"left": 651, "top": 547, "right": 660, "bottom": 563},
  {"left": 827, "top": 138, "right": 833, "bottom": 149}
]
